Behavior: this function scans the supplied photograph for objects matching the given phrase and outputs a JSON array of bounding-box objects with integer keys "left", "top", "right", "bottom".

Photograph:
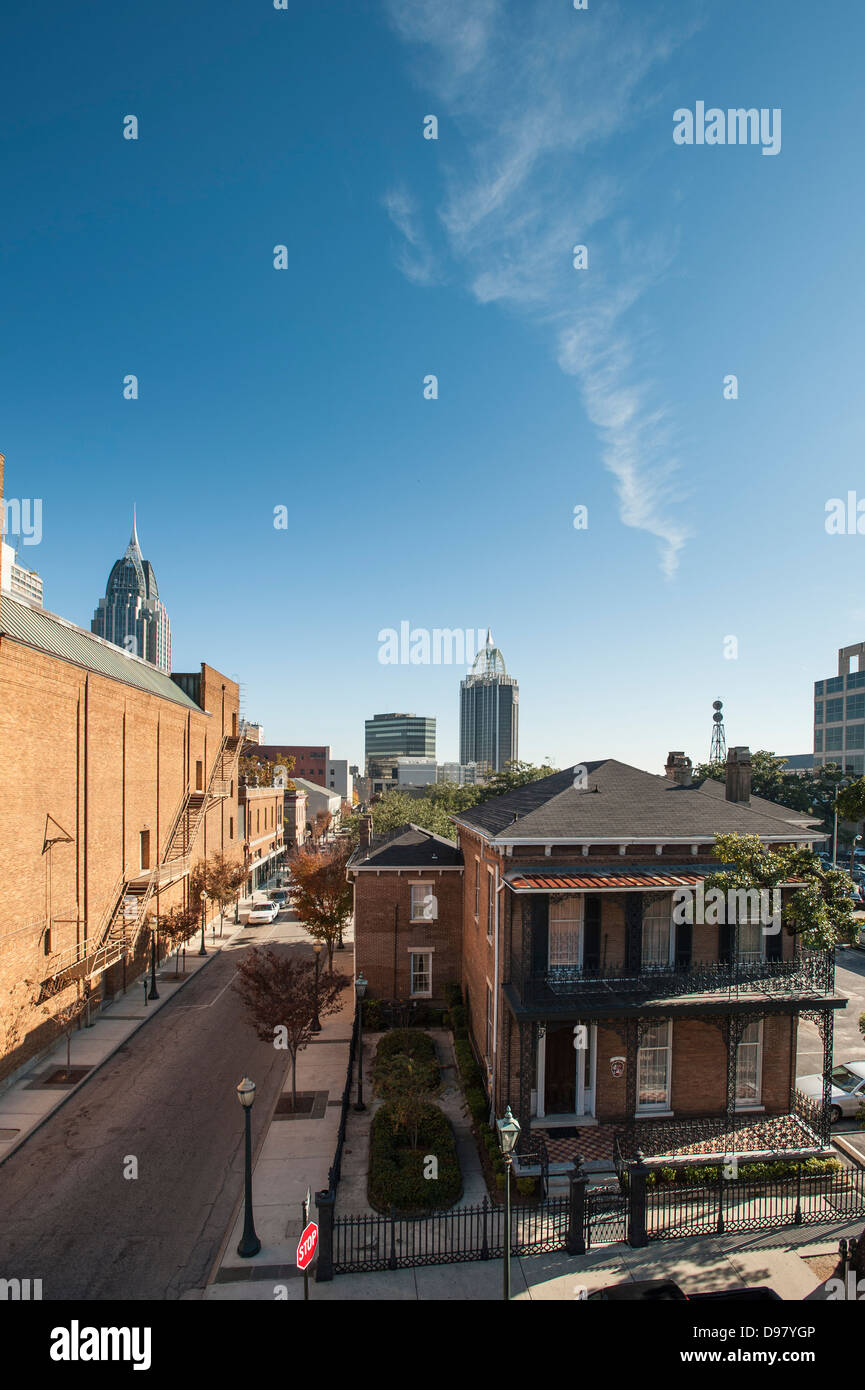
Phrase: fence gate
[{"left": 584, "top": 1184, "right": 628, "bottom": 1248}]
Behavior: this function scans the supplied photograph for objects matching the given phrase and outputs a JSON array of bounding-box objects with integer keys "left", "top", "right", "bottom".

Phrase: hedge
[
  {"left": 368, "top": 1101, "right": 462, "bottom": 1212},
  {"left": 373, "top": 1029, "right": 441, "bottom": 1091},
  {"left": 641, "top": 1156, "right": 842, "bottom": 1188}
]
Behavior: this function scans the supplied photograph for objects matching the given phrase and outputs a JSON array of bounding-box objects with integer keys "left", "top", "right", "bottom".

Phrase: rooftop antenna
[{"left": 710, "top": 699, "right": 726, "bottom": 764}]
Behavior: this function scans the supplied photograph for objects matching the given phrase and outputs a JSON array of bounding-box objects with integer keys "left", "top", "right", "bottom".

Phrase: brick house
[
  {"left": 452, "top": 749, "right": 843, "bottom": 1164},
  {"left": 347, "top": 823, "right": 463, "bottom": 1007}
]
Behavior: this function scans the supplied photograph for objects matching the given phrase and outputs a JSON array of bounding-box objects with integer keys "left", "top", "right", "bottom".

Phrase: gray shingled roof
[
  {"left": 350, "top": 823, "right": 463, "bottom": 869},
  {"left": 0, "top": 592, "right": 202, "bottom": 711},
  {"left": 452, "top": 761, "right": 820, "bottom": 842}
]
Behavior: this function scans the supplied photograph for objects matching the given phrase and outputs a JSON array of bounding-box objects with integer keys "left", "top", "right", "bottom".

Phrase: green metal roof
[{"left": 0, "top": 592, "right": 202, "bottom": 711}]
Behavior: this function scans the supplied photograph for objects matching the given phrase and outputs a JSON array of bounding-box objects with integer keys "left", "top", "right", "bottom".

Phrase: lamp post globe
[
  {"left": 496, "top": 1105, "right": 521, "bottom": 1302},
  {"left": 236, "top": 1076, "right": 261, "bottom": 1257}
]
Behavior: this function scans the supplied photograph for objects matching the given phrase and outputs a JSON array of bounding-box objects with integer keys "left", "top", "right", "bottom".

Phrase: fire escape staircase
[{"left": 39, "top": 734, "right": 242, "bottom": 998}]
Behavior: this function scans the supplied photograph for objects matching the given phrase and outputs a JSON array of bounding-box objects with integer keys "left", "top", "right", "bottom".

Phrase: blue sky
[{"left": 2, "top": 0, "right": 864, "bottom": 772}]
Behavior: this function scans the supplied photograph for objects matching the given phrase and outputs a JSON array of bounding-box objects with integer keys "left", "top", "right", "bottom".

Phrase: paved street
[
  {"left": 798, "top": 945, "right": 865, "bottom": 1143},
  {"left": 0, "top": 899, "right": 327, "bottom": 1301}
]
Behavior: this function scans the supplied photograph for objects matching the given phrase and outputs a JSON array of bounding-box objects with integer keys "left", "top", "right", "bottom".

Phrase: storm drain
[{"left": 273, "top": 1090, "right": 328, "bottom": 1120}]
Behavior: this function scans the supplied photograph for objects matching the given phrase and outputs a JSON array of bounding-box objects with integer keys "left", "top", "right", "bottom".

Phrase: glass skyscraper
[
  {"left": 364, "top": 712, "right": 436, "bottom": 782},
  {"left": 92, "top": 511, "right": 171, "bottom": 672},
  {"left": 459, "top": 632, "right": 518, "bottom": 773}
]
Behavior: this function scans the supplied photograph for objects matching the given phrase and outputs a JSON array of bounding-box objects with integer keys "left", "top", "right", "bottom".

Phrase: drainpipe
[{"left": 490, "top": 861, "right": 506, "bottom": 1126}]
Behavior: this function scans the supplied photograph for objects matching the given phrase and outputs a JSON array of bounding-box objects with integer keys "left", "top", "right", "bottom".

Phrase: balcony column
[
  {"left": 517, "top": 1021, "right": 533, "bottom": 1138},
  {"left": 724, "top": 1014, "right": 748, "bottom": 1128},
  {"left": 801, "top": 1007, "right": 835, "bottom": 1146}
]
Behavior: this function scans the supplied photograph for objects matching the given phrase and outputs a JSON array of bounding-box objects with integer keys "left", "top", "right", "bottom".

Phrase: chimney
[
  {"left": 725, "top": 746, "right": 752, "bottom": 804},
  {"left": 359, "top": 815, "right": 373, "bottom": 852},
  {"left": 664, "top": 751, "right": 692, "bottom": 787}
]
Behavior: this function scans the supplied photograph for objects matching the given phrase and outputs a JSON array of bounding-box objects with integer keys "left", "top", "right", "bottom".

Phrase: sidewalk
[
  {"left": 207, "top": 974, "right": 357, "bottom": 1288},
  {"left": 0, "top": 887, "right": 268, "bottom": 1168},
  {"left": 202, "top": 1219, "right": 864, "bottom": 1301}
]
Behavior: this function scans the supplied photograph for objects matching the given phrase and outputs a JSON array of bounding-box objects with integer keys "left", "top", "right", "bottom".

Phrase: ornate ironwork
[
  {"left": 725, "top": 1012, "right": 749, "bottom": 1125},
  {"left": 801, "top": 1006, "right": 835, "bottom": 1146},
  {"left": 529, "top": 952, "right": 834, "bottom": 1005}
]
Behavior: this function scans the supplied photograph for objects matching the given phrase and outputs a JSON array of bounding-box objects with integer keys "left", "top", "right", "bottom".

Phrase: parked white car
[
  {"left": 796, "top": 1061, "right": 865, "bottom": 1123},
  {"left": 246, "top": 900, "right": 280, "bottom": 925}
]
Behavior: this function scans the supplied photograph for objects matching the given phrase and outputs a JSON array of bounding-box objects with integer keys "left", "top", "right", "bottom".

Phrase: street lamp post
[
  {"left": 147, "top": 923, "right": 159, "bottom": 1001},
  {"left": 199, "top": 890, "right": 208, "bottom": 956},
  {"left": 236, "top": 1077, "right": 261, "bottom": 1258},
  {"left": 311, "top": 941, "right": 322, "bottom": 1033},
  {"left": 354, "top": 973, "right": 368, "bottom": 1112},
  {"left": 496, "top": 1104, "right": 521, "bottom": 1302}
]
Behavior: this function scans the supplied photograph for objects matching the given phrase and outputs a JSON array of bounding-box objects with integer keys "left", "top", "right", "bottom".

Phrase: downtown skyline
[{"left": 2, "top": 1, "right": 864, "bottom": 771}]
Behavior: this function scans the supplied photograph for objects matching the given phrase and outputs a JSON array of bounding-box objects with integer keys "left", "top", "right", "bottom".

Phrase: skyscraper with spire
[
  {"left": 459, "top": 631, "right": 519, "bottom": 773},
  {"left": 91, "top": 509, "right": 171, "bottom": 672}
]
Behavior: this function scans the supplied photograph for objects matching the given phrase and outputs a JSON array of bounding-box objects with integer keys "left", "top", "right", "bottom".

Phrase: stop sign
[{"left": 296, "top": 1221, "right": 318, "bottom": 1271}]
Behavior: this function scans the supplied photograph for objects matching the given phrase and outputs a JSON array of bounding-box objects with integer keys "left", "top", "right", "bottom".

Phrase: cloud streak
[{"left": 383, "top": 0, "right": 700, "bottom": 576}]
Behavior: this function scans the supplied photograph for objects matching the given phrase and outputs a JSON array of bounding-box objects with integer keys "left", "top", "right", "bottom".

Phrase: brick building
[
  {"left": 347, "top": 823, "right": 463, "bottom": 1006},
  {"left": 452, "top": 749, "right": 842, "bottom": 1163},
  {"left": 349, "top": 746, "right": 843, "bottom": 1165},
  {"left": 0, "top": 580, "right": 244, "bottom": 1082},
  {"left": 240, "top": 784, "right": 285, "bottom": 891}
]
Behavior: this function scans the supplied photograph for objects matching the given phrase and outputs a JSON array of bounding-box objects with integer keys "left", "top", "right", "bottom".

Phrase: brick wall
[
  {"left": 351, "top": 867, "right": 463, "bottom": 1004},
  {"left": 0, "top": 638, "right": 241, "bottom": 1081}
]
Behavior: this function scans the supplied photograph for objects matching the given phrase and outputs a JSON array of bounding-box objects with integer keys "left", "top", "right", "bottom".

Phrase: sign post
[{"left": 298, "top": 1189, "right": 317, "bottom": 1300}]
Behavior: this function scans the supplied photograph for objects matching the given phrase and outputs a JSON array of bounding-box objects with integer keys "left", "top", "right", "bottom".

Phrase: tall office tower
[
  {"left": 364, "top": 713, "right": 436, "bottom": 790},
  {"left": 92, "top": 510, "right": 171, "bottom": 672},
  {"left": 814, "top": 641, "right": 865, "bottom": 777},
  {"left": 459, "top": 631, "right": 518, "bottom": 773}
]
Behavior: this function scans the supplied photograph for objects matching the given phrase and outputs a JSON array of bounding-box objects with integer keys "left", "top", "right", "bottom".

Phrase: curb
[{"left": 0, "top": 913, "right": 247, "bottom": 1169}]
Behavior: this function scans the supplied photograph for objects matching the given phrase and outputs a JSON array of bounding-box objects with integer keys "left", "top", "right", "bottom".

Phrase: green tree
[
  {"left": 835, "top": 778, "right": 865, "bottom": 872},
  {"left": 706, "top": 832, "right": 859, "bottom": 951},
  {"left": 473, "top": 760, "right": 560, "bottom": 803},
  {"left": 373, "top": 1054, "right": 440, "bottom": 1149}
]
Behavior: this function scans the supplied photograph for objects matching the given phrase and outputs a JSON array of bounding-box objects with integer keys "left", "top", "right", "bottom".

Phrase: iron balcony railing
[{"left": 517, "top": 952, "right": 835, "bottom": 1005}]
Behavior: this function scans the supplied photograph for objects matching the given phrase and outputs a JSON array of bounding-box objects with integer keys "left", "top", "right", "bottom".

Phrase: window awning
[{"left": 505, "top": 866, "right": 716, "bottom": 893}]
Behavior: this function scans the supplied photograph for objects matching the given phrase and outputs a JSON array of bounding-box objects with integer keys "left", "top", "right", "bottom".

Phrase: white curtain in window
[
  {"left": 638, "top": 1022, "right": 671, "bottom": 1108},
  {"left": 548, "top": 897, "right": 583, "bottom": 967},
  {"left": 736, "top": 1019, "right": 762, "bottom": 1101},
  {"left": 642, "top": 896, "right": 673, "bottom": 968}
]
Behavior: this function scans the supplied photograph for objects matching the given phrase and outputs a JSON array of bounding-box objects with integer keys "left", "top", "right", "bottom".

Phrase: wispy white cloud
[
  {"left": 382, "top": 188, "right": 442, "bottom": 286},
  {"left": 382, "top": 0, "right": 702, "bottom": 576}
]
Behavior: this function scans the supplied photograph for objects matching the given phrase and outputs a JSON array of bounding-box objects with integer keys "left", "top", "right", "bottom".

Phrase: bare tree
[{"left": 233, "top": 948, "right": 347, "bottom": 1109}]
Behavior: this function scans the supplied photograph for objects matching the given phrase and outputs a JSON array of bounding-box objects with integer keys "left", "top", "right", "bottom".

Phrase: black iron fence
[
  {"left": 316, "top": 1157, "right": 865, "bottom": 1277},
  {"left": 332, "top": 1194, "right": 576, "bottom": 1274},
  {"left": 325, "top": 1005, "right": 359, "bottom": 1194},
  {"left": 645, "top": 1164, "right": 865, "bottom": 1241}
]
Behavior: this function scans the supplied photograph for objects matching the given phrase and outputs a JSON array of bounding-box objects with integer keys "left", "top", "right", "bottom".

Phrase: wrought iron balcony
[{"left": 513, "top": 951, "right": 835, "bottom": 1009}]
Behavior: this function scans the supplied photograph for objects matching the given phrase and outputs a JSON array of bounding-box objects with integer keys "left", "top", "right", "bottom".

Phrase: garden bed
[{"left": 368, "top": 1100, "right": 462, "bottom": 1213}]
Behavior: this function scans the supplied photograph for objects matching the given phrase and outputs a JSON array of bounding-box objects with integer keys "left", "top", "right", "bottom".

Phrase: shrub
[
  {"left": 454, "top": 1040, "right": 482, "bottom": 1088},
  {"left": 373, "top": 1030, "right": 440, "bottom": 1095},
  {"left": 368, "top": 1101, "right": 462, "bottom": 1212},
  {"left": 515, "top": 1177, "right": 537, "bottom": 1197},
  {"left": 444, "top": 982, "right": 463, "bottom": 1009},
  {"left": 465, "top": 1087, "right": 488, "bottom": 1124},
  {"left": 362, "top": 998, "right": 386, "bottom": 1031}
]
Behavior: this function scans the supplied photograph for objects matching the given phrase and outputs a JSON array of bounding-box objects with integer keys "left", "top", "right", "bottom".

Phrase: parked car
[
  {"left": 586, "top": 1279, "right": 780, "bottom": 1301},
  {"left": 796, "top": 1060, "right": 865, "bottom": 1122},
  {"left": 269, "top": 889, "right": 288, "bottom": 905},
  {"left": 246, "top": 900, "right": 280, "bottom": 925}
]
